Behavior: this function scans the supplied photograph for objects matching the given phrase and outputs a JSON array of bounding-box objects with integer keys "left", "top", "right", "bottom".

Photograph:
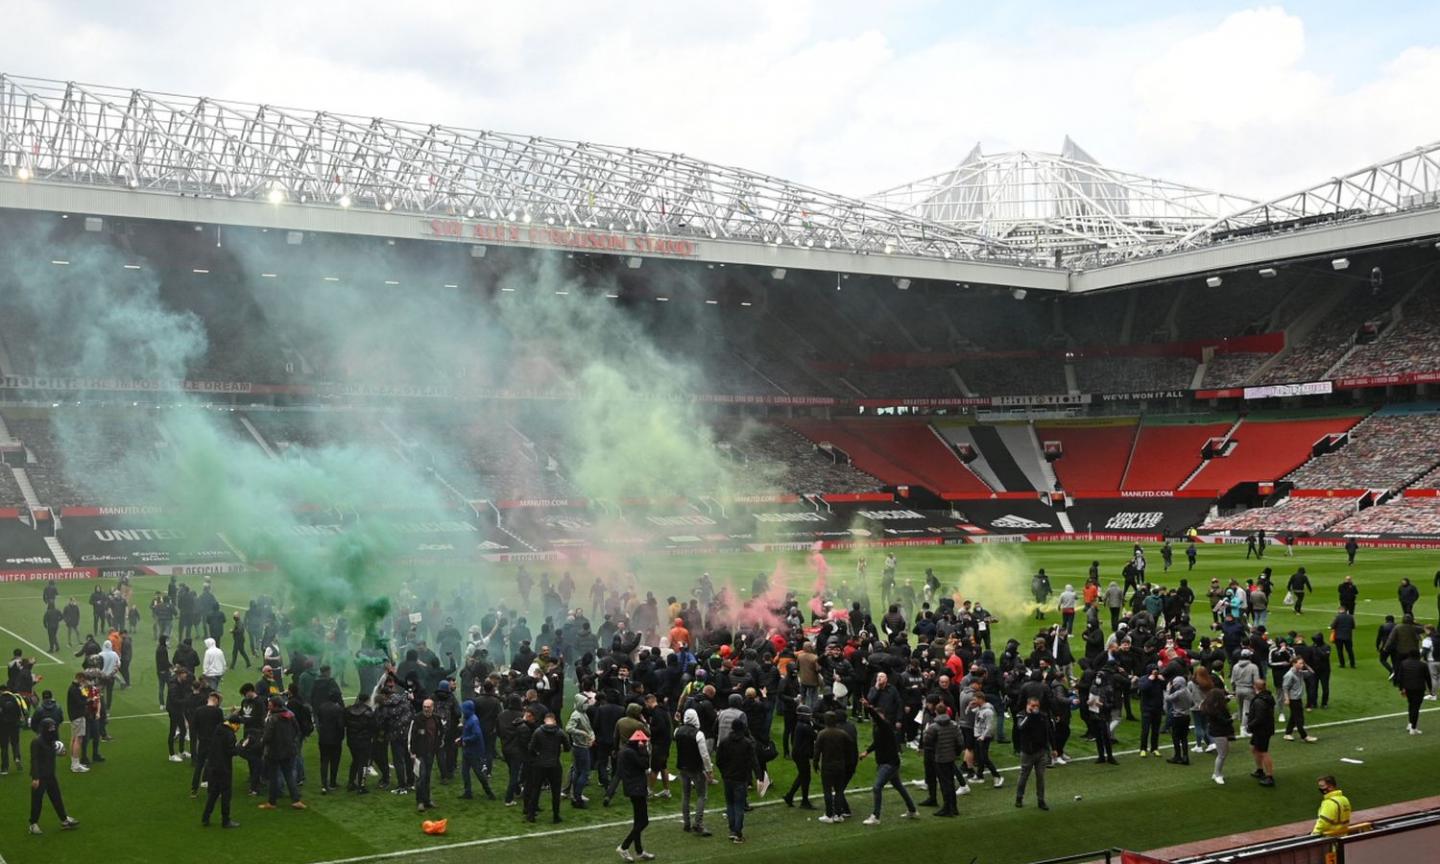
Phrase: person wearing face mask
[
  {"left": 1311, "top": 775, "right": 1351, "bottom": 837},
  {"left": 616, "top": 730, "right": 654, "bottom": 862},
  {"left": 29, "top": 718, "right": 78, "bottom": 835}
]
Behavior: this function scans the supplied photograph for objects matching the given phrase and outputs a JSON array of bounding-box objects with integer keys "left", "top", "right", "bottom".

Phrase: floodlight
[
  {"left": 1205, "top": 276, "right": 1223, "bottom": 288},
  {"left": 896, "top": 278, "right": 911, "bottom": 290},
  {"left": 626, "top": 257, "right": 642, "bottom": 269},
  {"left": 771, "top": 268, "right": 787, "bottom": 281},
  {"left": 338, "top": 194, "right": 353, "bottom": 208},
  {"left": 1331, "top": 257, "right": 1349, "bottom": 271},
  {"left": 267, "top": 188, "right": 285, "bottom": 204},
  {"left": 16, "top": 166, "right": 31, "bottom": 181},
  {"left": 1258, "top": 268, "right": 1277, "bottom": 278}
]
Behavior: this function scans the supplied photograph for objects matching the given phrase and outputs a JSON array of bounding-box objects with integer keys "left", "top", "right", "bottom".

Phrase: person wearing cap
[
  {"left": 616, "top": 729, "right": 654, "bottom": 861},
  {"left": 28, "top": 718, "right": 77, "bottom": 835},
  {"left": 202, "top": 713, "right": 241, "bottom": 828}
]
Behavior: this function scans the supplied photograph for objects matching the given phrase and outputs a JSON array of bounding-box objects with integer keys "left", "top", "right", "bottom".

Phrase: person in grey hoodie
[
  {"left": 674, "top": 707, "right": 713, "bottom": 835},
  {"left": 1230, "top": 650, "right": 1261, "bottom": 731},
  {"left": 565, "top": 693, "right": 595, "bottom": 807},
  {"left": 1163, "top": 674, "right": 1194, "bottom": 764}
]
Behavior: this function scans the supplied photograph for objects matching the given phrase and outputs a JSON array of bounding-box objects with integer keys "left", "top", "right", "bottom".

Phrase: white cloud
[{"left": 3, "top": 3, "right": 1439, "bottom": 203}]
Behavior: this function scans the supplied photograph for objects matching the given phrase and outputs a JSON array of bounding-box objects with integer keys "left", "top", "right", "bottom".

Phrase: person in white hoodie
[{"left": 202, "top": 637, "right": 227, "bottom": 691}]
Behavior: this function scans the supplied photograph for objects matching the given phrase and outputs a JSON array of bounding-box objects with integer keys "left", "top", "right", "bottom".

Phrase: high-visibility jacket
[{"left": 1312, "top": 789, "right": 1352, "bottom": 837}]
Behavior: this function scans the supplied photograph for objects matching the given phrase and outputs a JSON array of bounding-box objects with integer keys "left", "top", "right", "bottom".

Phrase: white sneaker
[
  {"left": 616, "top": 847, "right": 635, "bottom": 863},
  {"left": 862, "top": 815, "right": 880, "bottom": 825},
  {"left": 28, "top": 823, "right": 41, "bottom": 835},
  {"left": 899, "top": 810, "right": 918, "bottom": 819},
  {"left": 817, "top": 816, "right": 838, "bottom": 824},
  {"left": 200, "top": 782, "right": 208, "bottom": 789},
  {"left": 1212, "top": 775, "right": 1225, "bottom": 785},
  {"left": 1305, "top": 736, "right": 1319, "bottom": 743},
  {"left": 169, "top": 754, "right": 184, "bottom": 762},
  {"left": 182, "top": 751, "right": 191, "bottom": 759},
  {"left": 71, "top": 764, "right": 89, "bottom": 773},
  {"left": 1206, "top": 743, "right": 1217, "bottom": 753},
  {"left": 992, "top": 776, "right": 1004, "bottom": 789},
  {"left": 1282, "top": 735, "right": 1295, "bottom": 742},
  {"left": 1425, "top": 694, "right": 1437, "bottom": 701},
  {"left": 957, "top": 785, "right": 971, "bottom": 796}
]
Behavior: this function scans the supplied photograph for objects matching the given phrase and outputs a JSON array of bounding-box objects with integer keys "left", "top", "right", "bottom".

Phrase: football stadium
[{"left": 2, "top": 19, "right": 1440, "bottom": 864}]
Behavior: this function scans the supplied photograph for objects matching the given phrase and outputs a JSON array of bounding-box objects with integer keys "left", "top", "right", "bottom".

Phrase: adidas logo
[{"left": 990, "top": 514, "right": 1051, "bottom": 529}]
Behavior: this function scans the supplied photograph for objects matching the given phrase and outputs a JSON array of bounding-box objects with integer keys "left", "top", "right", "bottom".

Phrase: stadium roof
[
  {"left": 868, "top": 138, "right": 1266, "bottom": 262},
  {"left": 0, "top": 74, "right": 1028, "bottom": 265},
  {"left": 2, "top": 74, "right": 1439, "bottom": 293}
]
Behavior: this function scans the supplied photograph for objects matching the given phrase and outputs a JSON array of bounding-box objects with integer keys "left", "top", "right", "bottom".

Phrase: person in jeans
[
  {"left": 564, "top": 693, "right": 594, "bottom": 807},
  {"left": 858, "top": 706, "right": 917, "bottom": 824},
  {"left": 715, "top": 715, "right": 759, "bottom": 844},
  {"left": 1282, "top": 659, "right": 1318, "bottom": 743},
  {"left": 970, "top": 693, "right": 1003, "bottom": 787},
  {"left": 258, "top": 697, "right": 305, "bottom": 810},
  {"left": 674, "top": 707, "right": 714, "bottom": 836},
  {"left": 1013, "top": 697, "right": 1053, "bottom": 810}
]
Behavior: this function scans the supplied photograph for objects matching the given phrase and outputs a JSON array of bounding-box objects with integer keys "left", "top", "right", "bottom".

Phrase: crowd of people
[{"left": 4, "top": 547, "right": 1437, "bottom": 853}]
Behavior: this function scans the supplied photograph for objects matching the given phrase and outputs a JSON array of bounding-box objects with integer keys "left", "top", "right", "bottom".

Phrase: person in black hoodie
[
  {"left": 716, "top": 714, "right": 759, "bottom": 843},
  {"left": 1246, "top": 679, "right": 1277, "bottom": 787},
  {"left": 344, "top": 693, "right": 376, "bottom": 793},
  {"left": 590, "top": 690, "right": 624, "bottom": 789},
  {"left": 858, "top": 706, "right": 916, "bottom": 824},
  {"left": 783, "top": 704, "right": 816, "bottom": 809},
  {"left": 190, "top": 691, "right": 225, "bottom": 798},
  {"left": 259, "top": 696, "right": 305, "bottom": 809},
  {"left": 316, "top": 692, "right": 346, "bottom": 793},
  {"left": 497, "top": 695, "right": 528, "bottom": 805},
  {"left": 28, "top": 719, "right": 77, "bottom": 834},
  {"left": 615, "top": 730, "right": 652, "bottom": 861},
  {"left": 525, "top": 711, "right": 569, "bottom": 823},
  {"left": 202, "top": 714, "right": 241, "bottom": 828}
]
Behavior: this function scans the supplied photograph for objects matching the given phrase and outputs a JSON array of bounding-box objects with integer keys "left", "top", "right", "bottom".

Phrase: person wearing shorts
[{"left": 1246, "top": 680, "right": 1277, "bottom": 787}]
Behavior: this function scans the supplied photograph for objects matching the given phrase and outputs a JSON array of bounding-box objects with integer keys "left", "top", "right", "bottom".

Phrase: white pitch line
[
  {"left": 304, "top": 705, "right": 1440, "bottom": 864},
  {"left": 0, "top": 623, "right": 61, "bottom": 664},
  {"left": 107, "top": 711, "right": 168, "bottom": 721}
]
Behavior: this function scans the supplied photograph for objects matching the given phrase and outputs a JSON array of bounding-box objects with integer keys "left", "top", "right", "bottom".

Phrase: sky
[{"left": 5, "top": 1, "right": 1440, "bottom": 202}]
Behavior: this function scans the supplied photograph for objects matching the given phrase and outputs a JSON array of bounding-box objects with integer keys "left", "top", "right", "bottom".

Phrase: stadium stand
[
  {"left": 1173, "top": 273, "right": 1292, "bottom": 341},
  {"left": 1284, "top": 408, "right": 1440, "bottom": 491},
  {"left": 1202, "top": 496, "right": 1357, "bottom": 534},
  {"left": 786, "top": 419, "right": 990, "bottom": 493},
  {"left": 1416, "top": 463, "right": 1440, "bottom": 490},
  {"left": 1040, "top": 420, "right": 1137, "bottom": 491},
  {"left": 1331, "top": 289, "right": 1440, "bottom": 378},
  {"left": 1328, "top": 496, "right": 1440, "bottom": 535},
  {"left": 1129, "top": 284, "right": 1181, "bottom": 343},
  {"left": 2, "top": 411, "right": 166, "bottom": 507},
  {"left": 1201, "top": 352, "right": 1270, "bottom": 387},
  {"left": 1060, "top": 291, "right": 1127, "bottom": 347},
  {"left": 1122, "top": 415, "right": 1235, "bottom": 491},
  {"left": 959, "top": 357, "right": 1067, "bottom": 396},
  {"left": 844, "top": 365, "right": 959, "bottom": 397},
  {"left": 1185, "top": 413, "right": 1366, "bottom": 492},
  {"left": 734, "top": 424, "right": 879, "bottom": 494},
  {"left": 0, "top": 464, "right": 22, "bottom": 508},
  {"left": 1072, "top": 356, "right": 1196, "bottom": 394},
  {"left": 1255, "top": 282, "right": 1400, "bottom": 384}
]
